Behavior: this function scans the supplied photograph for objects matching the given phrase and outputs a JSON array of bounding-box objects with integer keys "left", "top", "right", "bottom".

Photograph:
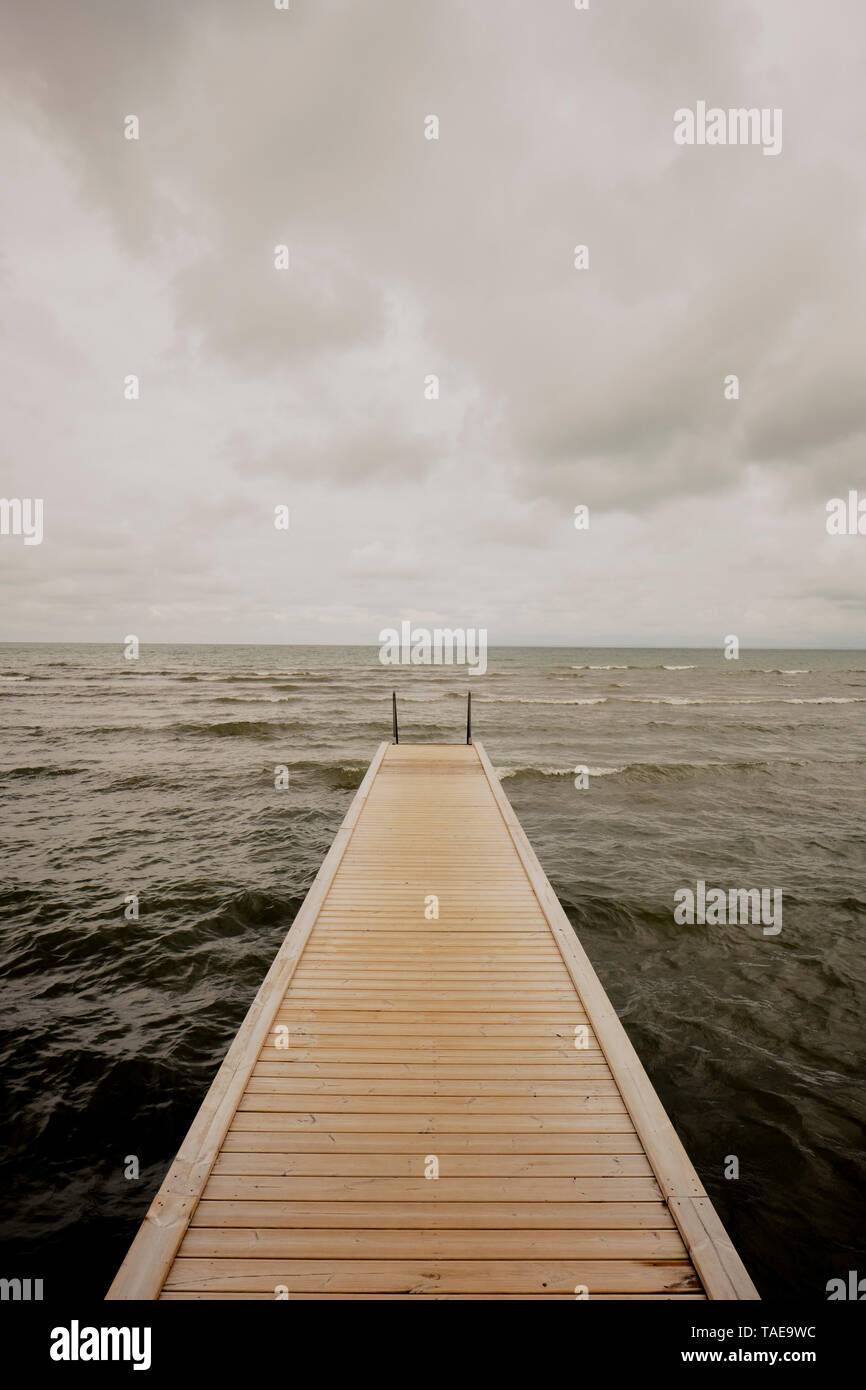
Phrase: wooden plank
[
  {"left": 290, "top": 971, "right": 574, "bottom": 984},
  {"left": 200, "top": 1176, "right": 663, "bottom": 1201},
  {"left": 248, "top": 1072, "right": 619, "bottom": 1094},
  {"left": 220, "top": 1130, "right": 645, "bottom": 1154},
  {"left": 280, "top": 992, "right": 581, "bottom": 1004},
  {"left": 274, "top": 997, "right": 583, "bottom": 1011},
  {"left": 250, "top": 1063, "right": 614, "bottom": 1079},
  {"left": 264, "top": 1043, "right": 597, "bottom": 1057},
  {"left": 178, "top": 1228, "right": 688, "bottom": 1260},
  {"left": 189, "top": 1199, "right": 674, "bottom": 1228},
  {"left": 162, "top": 1258, "right": 701, "bottom": 1295},
  {"left": 210, "top": 1153, "right": 653, "bottom": 1177},
  {"left": 262, "top": 1023, "right": 589, "bottom": 1034},
  {"left": 263, "top": 1035, "right": 598, "bottom": 1052},
  {"left": 160, "top": 1291, "right": 707, "bottom": 1300},
  {"left": 271, "top": 1010, "right": 583, "bottom": 1023},
  {"left": 235, "top": 1093, "right": 629, "bottom": 1114},
  {"left": 229, "top": 1112, "right": 638, "bottom": 1133},
  {"left": 670, "top": 1197, "right": 762, "bottom": 1302}
]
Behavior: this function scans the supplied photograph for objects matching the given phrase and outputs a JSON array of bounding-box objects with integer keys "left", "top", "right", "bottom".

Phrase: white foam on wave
[
  {"left": 782, "top": 696, "right": 858, "bottom": 704},
  {"left": 623, "top": 694, "right": 862, "bottom": 706},
  {"left": 496, "top": 764, "right": 622, "bottom": 779},
  {"left": 627, "top": 695, "right": 707, "bottom": 704},
  {"left": 481, "top": 696, "right": 608, "bottom": 705}
]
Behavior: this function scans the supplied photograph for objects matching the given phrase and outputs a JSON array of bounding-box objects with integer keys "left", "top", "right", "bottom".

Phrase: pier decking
[{"left": 108, "top": 741, "right": 758, "bottom": 1300}]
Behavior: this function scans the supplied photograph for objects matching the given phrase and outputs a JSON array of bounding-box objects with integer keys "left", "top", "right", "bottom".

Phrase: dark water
[{"left": 1, "top": 642, "right": 864, "bottom": 1299}]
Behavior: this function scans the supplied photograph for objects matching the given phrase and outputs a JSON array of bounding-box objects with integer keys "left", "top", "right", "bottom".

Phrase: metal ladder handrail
[{"left": 390, "top": 690, "right": 472, "bottom": 745}]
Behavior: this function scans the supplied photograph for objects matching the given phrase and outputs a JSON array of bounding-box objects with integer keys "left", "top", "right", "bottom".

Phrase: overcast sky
[{"left": 1, "top": 0, "right": 864, "bottom": 647}]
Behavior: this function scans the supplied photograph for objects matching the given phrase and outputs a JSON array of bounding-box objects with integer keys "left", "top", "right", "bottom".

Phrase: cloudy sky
[{"left": 1, "top": 0, "right": 864, "bottom": 647}]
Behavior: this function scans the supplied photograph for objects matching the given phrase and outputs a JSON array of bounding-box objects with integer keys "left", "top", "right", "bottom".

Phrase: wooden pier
[{"left": 108, "top": 741, "right": 758, "bottom": 1300}]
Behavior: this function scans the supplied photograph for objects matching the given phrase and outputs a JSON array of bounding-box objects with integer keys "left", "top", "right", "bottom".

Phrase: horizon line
[{"left": 2, "top": 640, "right": 865, "bottom": 652}]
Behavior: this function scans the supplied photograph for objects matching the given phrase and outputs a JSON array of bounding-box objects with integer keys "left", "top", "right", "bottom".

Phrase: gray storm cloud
[{"left": 1, "top": 0, "right": 864, "bottom": 645}]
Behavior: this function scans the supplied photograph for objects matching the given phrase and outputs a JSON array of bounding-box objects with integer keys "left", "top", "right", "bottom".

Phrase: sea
[{"left": 1, "top": 643, "right": 864, "bottom": 1299}]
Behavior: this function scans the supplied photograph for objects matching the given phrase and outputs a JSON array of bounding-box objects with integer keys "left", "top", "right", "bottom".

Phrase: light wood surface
[{"left": 107, "top": 741, "right": 758, "bottom": 1300}]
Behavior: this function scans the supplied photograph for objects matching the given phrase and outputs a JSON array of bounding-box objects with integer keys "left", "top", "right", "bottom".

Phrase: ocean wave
[
  {"left": 480, "top": 696, "right": 608, "bottom": 705},
  {"left": 169, "top": 719, "right": 308, "bottom": 738},
  {"left": 624, "top": 696, "right": 710, "bottom": 705},
  {"left": 270, "top": 671, "right": 336, "bottom": 682},
  {"left": 621, "top": 759, "right": 781, "bottom": 782},
  {"left": 622, "top": 695, "right": 863, "bottom": 706},
  {"left": 496, "top": 764, "right": 621, "bottom": 780},
  {"left": 496, "top": 758, "right": 809, "bottom": 785},
  {"left": 565, "top": 664, "right": 840, "bottom": 676},
  {"left": 397, "top": 693, "right": 451, "bottom": 702},
  {"left": 209, "top": 696, "right": 295, "bottom": 705},
  {"left": 103, "top": 772, "right": 183, "bottom": 792},
  {"left": 178, "top": 674, "right": 271, "bottom": 683},
  {"left": 781, "top": 697, "right": 860, "bottom": 704},
  {"left": 287, "top": 760, "right": 368, "bottom": 790},
  {"left": 116, "top": 671, "right": 341, "bottom": 684},
  {"left": 1, "top": 765, "right": 86, "bottom": 780}
]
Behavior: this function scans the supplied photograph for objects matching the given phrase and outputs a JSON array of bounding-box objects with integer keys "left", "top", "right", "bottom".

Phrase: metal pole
[
  {"left": 466, "top": 689, "right": 472, "bottom": 744},
  {"left": 392, "top": 691, "right": 398, "bottom": 744}
]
